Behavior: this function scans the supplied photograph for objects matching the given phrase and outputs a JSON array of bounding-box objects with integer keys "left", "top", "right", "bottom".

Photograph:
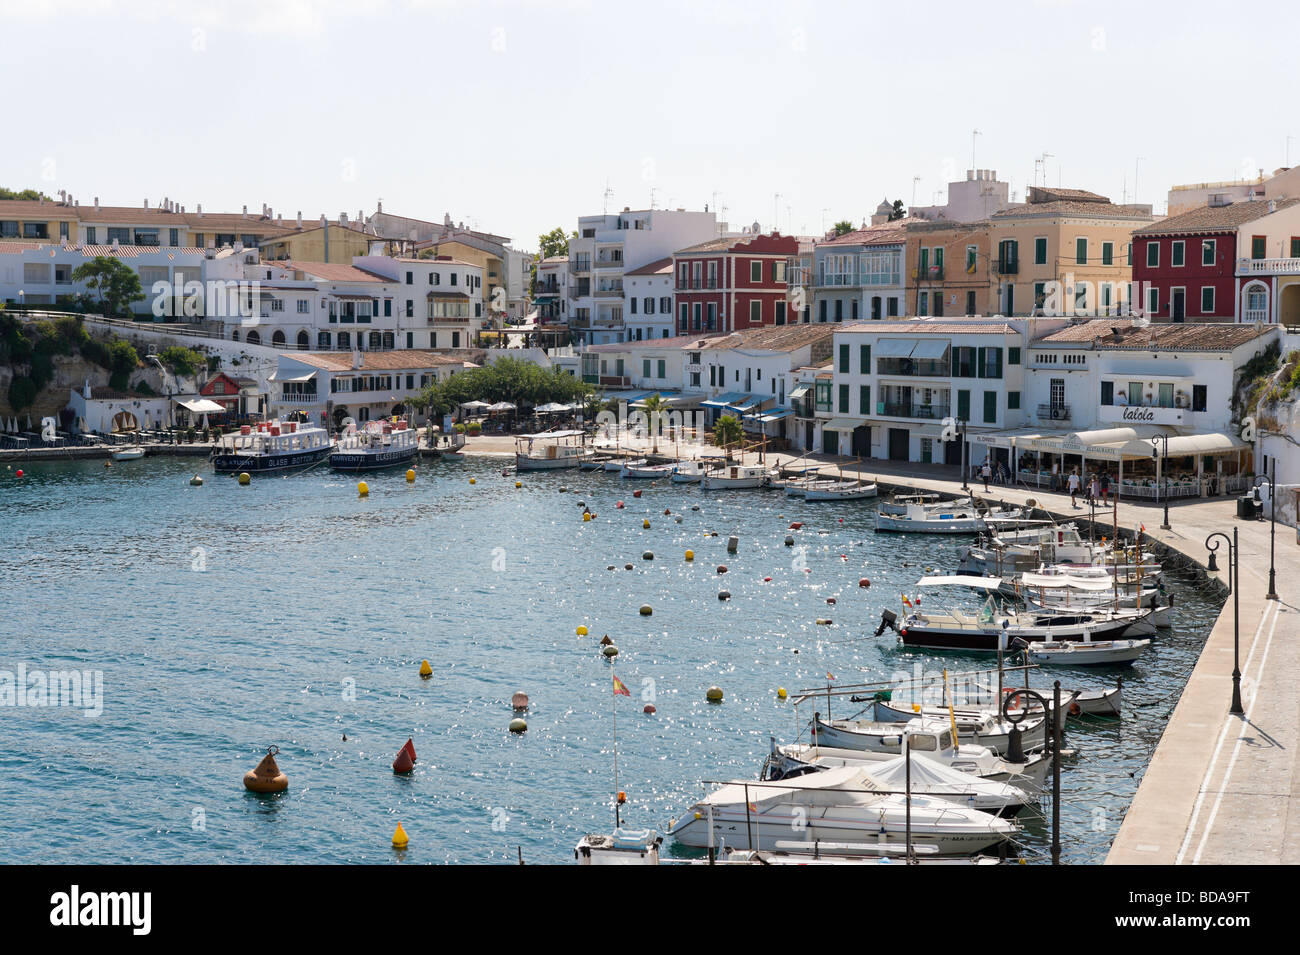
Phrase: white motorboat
[
  {"left": 878, "top": 492, "right": 947, "bottom": 515},
  {"left": 875, "top": 500, "right": 1019, "bottom": 534},
  {"left": 574, "top": 828, "right": 662, "bottom": 865},
  {"left": 670, "top": 460, "right": 713, "bottom": 483},
  {"left": 1026, "top": 638, "right": 1151, "bottom": 667},
  {"left": 668, "top": 765, "right": 1017, "bottom": 855},
  {"left": 514, "top": 430, "right": 590, "bottom": 471},
  {"left": 700, "top": 464, "right": 771, "bottom": 490},
  {"left": 111, "top": 446, "right": 145, "bottom": 461},
  {"left": 804, "top": 481, "right": 879, "bottom": 501},
  {"left": 604, "top": 457, "right": 645, "bottom": 472},
  {"left": 809, "top": 708, "right": 1046, "bottom": 757},
  {"left": 620, "top": 462, "right": 675, "bottom": 479}
]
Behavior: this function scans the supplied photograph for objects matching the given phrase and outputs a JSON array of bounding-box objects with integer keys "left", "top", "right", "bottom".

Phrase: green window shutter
[
  {"left": 1035, "top": 237, "right": 1047, "bottom": 265},
  {"left": 859, "top": 385, "right": 870, "bottom": 415},
  {"left": 643, "top": 359, "right": 650, "bottom": 378},
  {"left": 1172, "top": 242, "right": 1184, "bottom": 266},
  {"left": 1076, "top": 238, "right": 1087, "bottom": 265},
  {"left": 983, "top": 390, "right": 997, "bottom": 424},
  {"left": 1252, "top": 236, "right": 1266, "bottom": 259},
  {"left": 1008, "top": 391, "right": 1021, "bottom": 410},
  {"left": 658, "top": 359, "right": 666, "bottom": 378},
  {"left": 1102, "top": 242, "right": 1113, "bottom": 266},
  {"left": 1291, "top": 237, "right": 1300, "bottom": 258},
  {"left": 919, "top": 248, "right": 929, "bottom": 271},
  {"left": 839, "top": 343, "right": 849, "bottom": 373},
  {"left": 860, "top": 343, "right": 870, "bottom": 372},
  {"left": 991, "top": 347, "right": 1003, "bottom": 378},
  {"left": 976, "top": 347, "right": 986, "bottom": 378},
  {"left": 838, "top": 383, "right": 849, "bottom": 413},
  {"left": 934, "top": 247, "right": 944, "bottom": 269},
  {"left": 957, "top": 390, "right": 970, "bottom": 420},
  {"left": 1008, "top": 346, "right": 1021, "bottom": 365}
]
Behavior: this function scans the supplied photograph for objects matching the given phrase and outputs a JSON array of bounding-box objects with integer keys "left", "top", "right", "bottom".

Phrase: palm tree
[
  {"left": 641, "top": 393, "right": 665, "bottom": 454},
  {"left": 713, "top": 414, "right": 743, "bottom": 461}
]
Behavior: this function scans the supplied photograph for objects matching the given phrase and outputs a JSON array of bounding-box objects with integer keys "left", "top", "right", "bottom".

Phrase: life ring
[{"left": 1005, "top": 690, "right": 1025, "bottom": 711}]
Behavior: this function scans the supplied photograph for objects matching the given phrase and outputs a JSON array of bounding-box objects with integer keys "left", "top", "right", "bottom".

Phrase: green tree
[
  {"left": 71, "top": 256, "right": 145, "bottom": 317},
  {"left": 832, "top": 220, "right": 855, "bottom": 237},
  {"left": 106, "top": 339, "right": 141, "bottom": 391},
  {"left": 640, "top": 393, "right": 666, "bottom": 453},
  {"left": 888, "top": 199, "right": 906, "bottom": 222},
  {"left": 713, "top": 414, "right": 744, "bottom": 458},
  {"left": 0, "top": 187, "right": 51, "bottom": 201},
  {"left": 537, "top": 227, "right": 570, "bottom": 260}
]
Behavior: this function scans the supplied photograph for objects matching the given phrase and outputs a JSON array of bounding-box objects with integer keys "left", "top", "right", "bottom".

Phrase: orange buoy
[
  {"left": 789, "top": 522, "right": 802, "bottom": 530},
  {"left": 643, "top": 704, "right": 656, "bottom": 714},
  {"left": 859, "top": 578, "right": 871, "bottom": 588},
  {"left": 243, "top": 745, "right": 288, "bottom": 793},
  {"left": 393, "top": 738, "right": 416, "bottom": 774},
  {"left": 633, "top": 489, "right": 642, "bottom": 498},
  {"left": 616, "top": 501, "right": 625, "bottom": 509}
]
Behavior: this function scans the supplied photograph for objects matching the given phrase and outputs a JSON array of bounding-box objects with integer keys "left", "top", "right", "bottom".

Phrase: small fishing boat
[
  {"left": 700, "top": 464, "right": 771, "bottom": 490},
  {"left": 604, "top": 457, "right": 644, "bottom": 472},
  {"left": 875, "top": 500, "right": 1022, "bottom": 534},
  {"left": 1026, "top": 639, "right": 1151, "bottom": 667},
  {"left": 330, "top": 419, "right": 419, "bottom": 471},
  {"left": 574, "top": 829, "right": 662, "bottom": 865},
  {"left": 878, "top": 492, "right": 946, "bottom": 516},
  {"left": 670, "top": 460, "right": 712, "bottom": 483},
  {"left": 515, "top": 430, "right": 590, "bottom": 471},
  {"left": 804, "top": 481, "right": 879, "bottom": 501},
  {"left": 620, "top": 462, "right": 675, "bottom": 479},
  {"left": 668, "top": 765, "right": 1017, "bottom": 855},
  {"left": 579, "top": 457, "right": 605, "bottom": 471},
  {"left": 211, "top": 420, "right": 334, "bottom": 473},
  {"left": 111, "top": 446, "right": 145, "bottom": 461},
  {"left": 809, "top": 708, "right": 1046, "bottom": 757}
]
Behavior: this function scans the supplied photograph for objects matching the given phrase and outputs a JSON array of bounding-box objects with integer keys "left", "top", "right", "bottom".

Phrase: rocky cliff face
[
  {"left": 1253, "top": 349, "right": 1299, "bottom": 528},
  {"left": 0, "top": 355, "right": 110, "bottom": 424}
]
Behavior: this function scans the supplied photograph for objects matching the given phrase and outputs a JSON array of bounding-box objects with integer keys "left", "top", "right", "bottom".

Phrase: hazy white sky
[{"left": 4, "top": 0, "right": 1297, "bottom": 251}]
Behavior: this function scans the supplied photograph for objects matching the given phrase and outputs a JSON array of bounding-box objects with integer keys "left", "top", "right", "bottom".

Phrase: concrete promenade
[{"left": 473, "top": 431, "right": 1297, "bottom": 865}]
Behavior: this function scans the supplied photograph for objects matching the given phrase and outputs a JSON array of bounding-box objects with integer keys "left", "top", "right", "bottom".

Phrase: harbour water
[{"left": 0, "top": 456, "right": 1220, "bottom": 864}]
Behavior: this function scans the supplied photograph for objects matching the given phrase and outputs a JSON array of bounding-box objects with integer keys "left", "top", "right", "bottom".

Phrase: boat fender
[{"left": 1069, "top": 701, "right": 1082, "bottom": 717}]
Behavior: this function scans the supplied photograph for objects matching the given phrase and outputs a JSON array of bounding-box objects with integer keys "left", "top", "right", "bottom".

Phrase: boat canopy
[
  {"left": 1019, "top": 571, "right": 1118, "bottom": 592},
  {"left": 701, "top": 391, "right": 751, "bottom": 408},
  {"left": 915, "top": 575, "right": 1003, "bottom": 590}
]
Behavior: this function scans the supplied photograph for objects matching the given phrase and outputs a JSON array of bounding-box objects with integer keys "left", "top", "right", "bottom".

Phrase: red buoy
[
  {"left": 15, "top": 469, "right": 23, "bottom": 478},
  {"left": 643, "top": 704, "right": 656, "bottom": 714},
  {"left": 789, "top": 522, "right": 802, "bottom": 530},
  {"left": 393, "top": 738, "right": 416, "bottom": 774},
  {"left": 633, "top": 489, "right": 642, "bottom": 498},
  {"left": 616, "top": 501, "right": 625, "bottom": 509},
  {"left": 400, "top": 737, "right": 417, "bottom": 763},
  {"left": 859, "top": 578, "right": 871, "bottom": 588}
]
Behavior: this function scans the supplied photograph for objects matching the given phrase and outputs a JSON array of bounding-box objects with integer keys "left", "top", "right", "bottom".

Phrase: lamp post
[
  {"left": 1150, "top": 434, "right": 1170, "bottom": 530},
  {"left": 1205, "top": 529, "right": 1242, "bottom": 716},
  {"left": 1253, "top": 461, "right": 1279, "bottom": 601},
  {"left": 959, "top": 418, "right": 969, "bottom": 492}
]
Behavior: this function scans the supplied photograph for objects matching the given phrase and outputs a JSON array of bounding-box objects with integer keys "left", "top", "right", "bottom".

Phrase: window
[
  {"left": 1146, "top": 242, "right": 1159, "bottom": 268},
  {"left": 976, "top": 347, "right": 1003, "bottom": 379},
  {"left": 1076, "top": 237, "right": 1087, "bottom": 265},
  {"left": 750, "top": 300, "right": 761, "bottom": 324},
  {"left": 956, "top": 389, "right": 970, "bottom": 420},
  {"left": 644, "top": 297, "right": 654, "bottom": 315},
  {"left": 657, "top": 360, "right": 665, "bottom": 379},
  {"left": 1102, "top": 241, "right": 1113, "bottom": 266},
  {"left": 660, "top": 296, "right": 670, "bottom": 313},
  {"left": 860, "top": 344, "right": 871, "bottom": 372},
  {"left": 1203, "top": 239, "right": 1217, "bottom": 265},
  {"left": 966, "top": 245, "right": 978, "bottom": 273},
  {"left": 838, "top": 383, "right": 849, "bottom": 414},
  {"left": 1172, "top": 240, "right": 1185, "bottom": 267},
  {"left": 1201, "top": 286, "right": 1215, "bottom": 314},
  {"left": 706, "top": 302, "right": 717, "bottom": 329},
  {"left": 629, "top": 298, "right": 637, "bottom": 315},
  {"left": 1035, "top": 237, "right": 1047, "bottom": 265},
  {"left": 919, "top": 291, "right": 929, "bottom": 316},
  {"left": 318, "top": 331, "right": 330, "bottom": 349},
  {"left": 1008, "top": 391, "right": 1020, "bottom": 410},
  {"left": 405, "top": 271, "right": 413, "bottom": 285},
  {"left": 1192, "top": 384, "right": 1207, "bottom": 413},
  {"left": 643, "top": 359, "right": 651, "bottom": 379},
  {"left": 750, "top": 261, "right": 761, "bottom": 283},
  {"left": 1252, "top": 236, "right": 1266, "bottom": 259},
  {"left": 679, "top": 303, "right": 689, "bottom": 331},
  {"left": 834, "top": 300, "right": 843, "bottom": 322},
  {"left": 1291, "top": 238, "right": 1300, "bottom": 259},
  {"left": 297, "top": 299, "right": 310, "bottom": 314},
  {"left": 859, "top": 385, "right": 871, "bottom": 415},
  {"left": 1008, "top": 347, "right": 1021, "bottom": 365},
  {"left": 1100, "top": 380, "right": 1113, "bottom": 405},
  {"left": 775, "top": 301, "right": 786, "bottom": 325},
  {"left": 818, "top": 299, "right": 828, "bottom": 322},
  {"left": 1146, "top": 287, "right": 1159, "bottom": 315},
  {"left": 838, "top": 344, "right": 850, "bottom": 373}
]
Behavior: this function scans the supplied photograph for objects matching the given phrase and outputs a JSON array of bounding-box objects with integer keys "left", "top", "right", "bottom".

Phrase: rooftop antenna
[
  {"left": 1036, "top": 152, "right": 1054, "bottom": 188},
  {"left": 773, "top": 193, "right": 782, "bottom": 232},
  {"left": 911, "top": 176, "right": 921, "bottom": 208},
  {"left": 649, "top": 186, "right": 658, "bottom": 210},
  {"left": 971, "top": 128, "right": 981, "bottom": 171},
  {"left": 602, "top": 179, "right": 614, "bottom": 215}
]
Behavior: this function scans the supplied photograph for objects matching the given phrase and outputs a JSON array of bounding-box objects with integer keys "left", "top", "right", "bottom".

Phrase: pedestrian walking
[
  {"left": 1099, "top": 470, "right": 1111, "bottom": 506},
  {"left": 1067, "top": 467, "right": 1080, "bottom": 507},
  {"left": 981, "top": 461, "right": 992, "bottom": 492}
]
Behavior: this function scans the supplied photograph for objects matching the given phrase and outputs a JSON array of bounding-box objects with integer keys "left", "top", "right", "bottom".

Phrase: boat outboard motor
[{"left": 874, "top": 609, "right": 900, "bottom": 637}]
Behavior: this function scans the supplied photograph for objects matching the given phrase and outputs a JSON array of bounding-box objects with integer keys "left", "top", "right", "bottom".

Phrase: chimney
[
  {"left": 297, "top": 211, "right": 303, "bottom": 228},
  {"left": 377, "top": 200, "right": 383, "bottom": 213},
  {"left": 340, "top": 212, "right": 348, "bottom": 226},
  {"left": 94, "top": 196, "right": 100, "bottom": 211},
  {"left": 197, "top": 204, "right": 203, "bottom": 217},
  {"left": 143, "top": 198, "right": 149, "bottom": 209}
]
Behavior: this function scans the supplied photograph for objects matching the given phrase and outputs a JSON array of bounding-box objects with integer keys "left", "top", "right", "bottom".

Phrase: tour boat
[
  {"left": 111, "top": 446, "right": 145, "bottom": 461},
  {"left": 1026, "top": 639, "right": 1151, "bottom": 668},
  {"left": 667, "top": 765, "right": 1017, "bottom": 855},
  {"left": 329, "top": 419, "right": 419, "bottom": 472},
  {"left": 514, "top": 430, "right": 590, "bottom": 471},
  {"left": 211, "top": 420, "right": 333, "bottom": 473},
  {"left": 699, "top": 464, "right": 772, "bottom": 490},
  {"left": 768, "top": 721, "right": 1051, "bottom": 790}
]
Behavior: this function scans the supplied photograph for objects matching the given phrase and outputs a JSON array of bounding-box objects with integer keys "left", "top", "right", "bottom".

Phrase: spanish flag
[
  {"left": 902, "top": 594, "right": 912, "bottom": 608},
  {"left": 613, "top": 675, "right": 631, "bottom": 697}
]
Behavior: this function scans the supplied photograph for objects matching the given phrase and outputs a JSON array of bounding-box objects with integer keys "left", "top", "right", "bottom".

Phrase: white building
[
  {"left": 568, "top": 207, "right": 720, "bottom": 345},
  {"left": 622, "top": 257, "right": 675, "bottom": 340},
  {"left": 353, "top": 255, "right": 484, "bottom": 349}
]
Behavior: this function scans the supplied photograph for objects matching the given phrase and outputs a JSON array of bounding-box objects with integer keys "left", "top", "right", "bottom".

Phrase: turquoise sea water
[{"left": 0, "top": 455, "right": 1219, "bottom": 864}]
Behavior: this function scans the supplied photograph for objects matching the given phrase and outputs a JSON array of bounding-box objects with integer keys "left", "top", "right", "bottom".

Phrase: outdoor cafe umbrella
[
  {"left": 460, "top": 400, "right": 492, "bottom": 411},
  {"left": 486, "top": 401, "right": 516, "bottom": 413},
  {"left": 534, "top": 402, "right": 569, "bottom": 413}
]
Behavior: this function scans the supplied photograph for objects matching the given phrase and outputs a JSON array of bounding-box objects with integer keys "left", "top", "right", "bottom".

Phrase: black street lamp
[
  {"left": 1206, "top": 529, "right": 1242, "bottom": 716},
  {"left": 959, "top": 418, "right": 969, "bottom": 492},
  {"left": 1253, "top": 461, "right": 1279, "bottom": 601},
  {"left": 1150, "top": 434, "right": 1170, "bottom": 530}
]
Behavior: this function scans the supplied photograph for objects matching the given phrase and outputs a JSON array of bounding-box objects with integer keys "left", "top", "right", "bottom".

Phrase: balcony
[
  {"left": 912, "top": 264, "right": 945, "bottom": 281},
  {"left": 568, "top": 258, "right": 591, "bottom": 274},
  {"left": 1038, "top": 403, "right": 1071, "bottom": 422},
  {"left": 1237, "top": 257, "right": 1300, "bottom": 275},
  {"left": 676, "top": 278, "right": 719, "bottom": 291},
  {"left": 881, "top": 402, "right": 950, "bottom": 420},
  {"left": 278, "top": 392, "right": 320, "bottom": 405},
  {"left": 592, "top": 257, "right": 624, "bottom": 270},
  {"left": 593, "top": 286, "right": 624, "bottom": 298},
  {"left": 877, "top": 358, "right": 950, "bottom": 378},
  {"left": 997, "top": 258, "right": 1019, "bottom": 275}
]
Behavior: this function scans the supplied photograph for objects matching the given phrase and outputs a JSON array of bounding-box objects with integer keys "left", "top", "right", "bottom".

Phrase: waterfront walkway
[{"left": 479, "top": 432, "right": 1297, "bottom": 865}]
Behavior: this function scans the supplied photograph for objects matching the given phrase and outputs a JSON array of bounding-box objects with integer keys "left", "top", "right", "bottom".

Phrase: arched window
[
  {"left": 245, "top": 329, "right": 260, "bottom": 345},
  {"left": 1244, "top": 283, "right": 1269, "bottom": 323},
  {"left": 272, "top": 329, "right": 287, "bottom": 347},
  {"left": 337, "top": 331, "right": 350, "bottom": 349},
  {"left": 317, "top": 331, "right": 331, "bottom": 350},
  {"left": 297, "top": 330, "right": 309, "bottom": 350},
  {"left": 231, "top": 329, "right": 240, "bottom": 342}
]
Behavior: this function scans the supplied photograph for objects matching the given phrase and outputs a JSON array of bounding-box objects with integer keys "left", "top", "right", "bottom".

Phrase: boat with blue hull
[
  {"left": 330, "top": 419, "right": 419, "bottom": 472},
  {"left": 211, "top": 420, "right": 334, "bottom": 473}
]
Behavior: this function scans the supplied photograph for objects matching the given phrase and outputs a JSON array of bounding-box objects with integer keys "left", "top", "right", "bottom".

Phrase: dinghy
[{"left": 1026, "top": 638, "right": 1151, "bottom": 668}]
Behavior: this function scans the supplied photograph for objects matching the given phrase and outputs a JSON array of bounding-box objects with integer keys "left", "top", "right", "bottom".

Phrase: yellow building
[
  {"left": 414, "top": 237, "right": 505, "bottom": 323},
  {"left": 0, "top": 198, "right": 80, "bottom": 243},
  {"left": 987, "top": 187, "right": 1153, "bottom": 317},
  {"left": 259, "top": 222, "right": 389, "bottom": 263}
]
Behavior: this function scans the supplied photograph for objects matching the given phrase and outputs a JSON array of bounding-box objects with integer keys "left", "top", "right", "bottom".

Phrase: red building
[
  {"left": 199, "top": 372, "right": 244, "bottom": 419},
  {"left": 1131, "top": 199, "right": 1300, "bottom": 322},
  {"left": 672, "top": 233, "right": 798, "bottom": 334}
]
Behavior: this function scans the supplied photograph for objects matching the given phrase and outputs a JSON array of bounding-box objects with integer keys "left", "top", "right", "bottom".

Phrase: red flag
[{"left": 612, "top": 675, "right": 631, "bottom": 697}]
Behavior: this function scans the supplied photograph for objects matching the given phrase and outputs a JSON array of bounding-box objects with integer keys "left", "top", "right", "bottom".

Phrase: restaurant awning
[
  {"left": 822, "top": 417, "right": 860, "bottom": 432},
  {"left": 968, "top": 428, "right": 1055, "bottom": 449},
  {"left": 702, "top": 391, "right": 750, "bottom": 408},
  {"left": 174, "top": 398, "right": 226, "bottom": 414},
  {"left": 631, "top": 392, "right": 705, "bottom": 409},
  {"left": 267, "top": 371, "right": 318, "bottom": 383},
  {"left": 788, "top": 384, "right": 811, "bottom": 401},
  {"left": 726, "top": 393, "right": 769, "bottom": 412},
  {"left": 750, "top": 407, "right": 794, "bottom": 423}
]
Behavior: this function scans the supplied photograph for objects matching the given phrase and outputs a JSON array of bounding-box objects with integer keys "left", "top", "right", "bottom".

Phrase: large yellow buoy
[
  {"left": 777, "top": 687, "right": 788, "bottom": 700},
  {"left": 706, "top": 686, "right": 724, "bottom": 703},
  {"left": 358, "top": 481, "right": 370, "bottom": 497},
  {"left": 238, "top": 472, "right": 251, "bottom": 486},
  {"left": 515, "top": 481, "right": 522, "bottom": 488},
  {"left": 685, "top": 549, "right": 695, "bottom": 561},
  {"left": 576, "top": 625, "right": 589, "bottom": 636},
  {"left": 392, "top": 823, "right": 409, "bottom": 848},
  {"left": 642, "top": 519, "right": 650, "bottom": 529},
  {"left": 242, "top": 745, "right": 288, "bottom": 793},
  {"left": 583, "top": 512, "right": 592, "bottom": 522},
  {"left": 419, "top": 659, "right": 432, "bottom": 679},
  {"left": 508, "top": 717, "right": 528, "bottom": 734},
  {"left": 469, "top": 477, "right": 476, "bottom": 485},
  {"left": 406, "top": 469, "right": 416, "bottom": 483}
]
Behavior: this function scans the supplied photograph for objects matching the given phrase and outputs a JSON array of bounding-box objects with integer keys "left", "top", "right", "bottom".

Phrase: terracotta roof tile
[
  {"left": 1133, "top": 198, "right": 1300, "bottom": 235},
  {"left": 288, "top": 350, "right": 465, "bottom": 372},
  {"left": 1033, "top": 318, "right": 1273, "bottom": 350},
  {"left": 839, "top": 320, "right": 1014, "bottom": 335}
]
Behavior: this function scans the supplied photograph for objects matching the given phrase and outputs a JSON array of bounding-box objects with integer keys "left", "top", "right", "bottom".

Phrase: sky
[{"left": 4, "top": 0, "right": 1298, "bottom": 252}]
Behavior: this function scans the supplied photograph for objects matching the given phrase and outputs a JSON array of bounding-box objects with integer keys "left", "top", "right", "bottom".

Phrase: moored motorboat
[
  {"left": 1026, "top": 638, "right": 1151, "bottom": 667},
  {"left": 809, "top": 709, "right": 1046, "bottom": 757},
  {"left": 620, "top": 462, "right": 675, "bottom": 479},
  {"left": 111, "top": 445, "right": 145, "bottom": 461},
  {"left": 330, "top": 419, "right": 419, "bottom": 471},
  {"left": 574, "top": 828, "right": 662, "bottom": 864},
  {"left": 804, "top": 481, "right": 879, "bottom": 501},
  {"left": 700, "top": 464, "right": 771, "bottom": 490},
  {"left": 515, "top": 429, "right": 590, "bottom": 471}
]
